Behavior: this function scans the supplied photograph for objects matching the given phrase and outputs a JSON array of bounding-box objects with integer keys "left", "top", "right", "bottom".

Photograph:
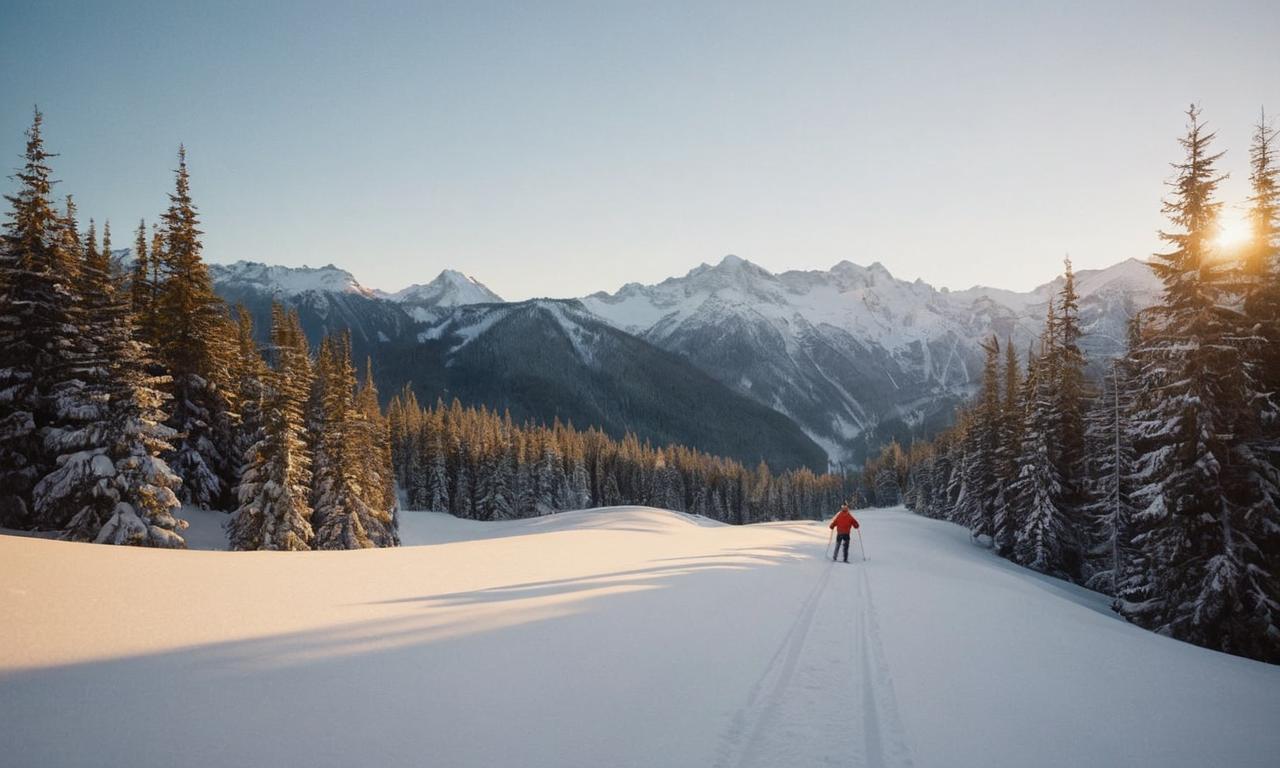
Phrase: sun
[{"left": 1213, "top": 210, "right": 1253, "bottom": 253}]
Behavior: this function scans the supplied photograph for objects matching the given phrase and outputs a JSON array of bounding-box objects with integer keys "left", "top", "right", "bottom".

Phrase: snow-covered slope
[
  {"left": 2, "top": 507, "right": 1274, "bottom": 768},
  {"left": 207, "top": 262, "right": 500, "bottom": 313},
  {"left": 581, "top": 256, "right": 1162, "bottom": 463},
  {"left": 208, "top": 260, "right": 375, "bottom": 297},
  {"left": 383, "top": 269, "right": 503, "bottom": 311}
]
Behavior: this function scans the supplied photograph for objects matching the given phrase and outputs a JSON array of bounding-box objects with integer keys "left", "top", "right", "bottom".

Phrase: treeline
[
  {"left": 0, "top": 110, "right": 397, "bottom": 549},
  {"left": 387, "top": 392, "right": 852, "bottom": 524},
  {"left": 867, "top": 106, "right": 1280, "bottom": 663}
]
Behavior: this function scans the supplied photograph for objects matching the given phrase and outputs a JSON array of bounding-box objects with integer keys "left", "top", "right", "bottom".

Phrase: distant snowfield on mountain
[
  {"left": 3, "top": 506, "right": 1276, "bottom": 768},
  {"left": 208, "top": 260, "right": 378, "bottom": 297},
  {"left": 204, "top": 254, "right": 1163, "bottom": 465}
]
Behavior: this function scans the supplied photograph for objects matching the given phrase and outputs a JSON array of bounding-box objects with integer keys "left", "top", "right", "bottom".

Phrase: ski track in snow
[
  {"left": 717, "top": 550, "right": 914, "bottom": 768},
  {"left": 856, "top": 566, "right": 914, "bottom": 768}
]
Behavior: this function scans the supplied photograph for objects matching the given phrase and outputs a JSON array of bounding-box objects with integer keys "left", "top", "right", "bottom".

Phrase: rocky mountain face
[
  {"left": 203, "top": 255, "right": 1162, "bottom": 468},
  {"left": 581, "top": 256, "right": 1162, "bottom": 464}
]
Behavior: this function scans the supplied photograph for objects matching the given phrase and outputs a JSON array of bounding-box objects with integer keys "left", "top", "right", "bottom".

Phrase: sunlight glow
[{"left": 1214, "top": 210, "right": 1253, "bottom": 253}]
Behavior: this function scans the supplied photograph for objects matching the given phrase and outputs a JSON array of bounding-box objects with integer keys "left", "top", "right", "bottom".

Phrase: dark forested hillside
[{"left": 219, "top": 289, "right": 829, "bottom": 472}]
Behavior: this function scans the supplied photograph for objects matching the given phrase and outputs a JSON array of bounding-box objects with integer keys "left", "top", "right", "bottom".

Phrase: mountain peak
[
  {"left": 706, "top": 253, "right": 773, "bottom": 279},
  {"left": 389, "top": 269, "right": 503, "bottom": 307},
  {"left": 209, "top": 260, "right": 372, "bottom": 297}
]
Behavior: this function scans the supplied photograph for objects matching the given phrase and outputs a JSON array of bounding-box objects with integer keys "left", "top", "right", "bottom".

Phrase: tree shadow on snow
[{"left": 0, "top": 538, "right": 825, "bottom": 768}]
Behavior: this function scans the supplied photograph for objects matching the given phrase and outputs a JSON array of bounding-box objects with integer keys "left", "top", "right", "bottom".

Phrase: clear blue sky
[{"left": 3, "top": 0, "right": 1278, "bottom": 300}]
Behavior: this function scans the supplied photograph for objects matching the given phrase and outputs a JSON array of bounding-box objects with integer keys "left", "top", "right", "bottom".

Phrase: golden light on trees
[{"left": 1212, "top": 208, "right": 1253, "bottom": 253}]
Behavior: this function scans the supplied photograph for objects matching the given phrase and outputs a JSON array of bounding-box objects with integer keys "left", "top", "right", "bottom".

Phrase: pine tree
[
  {"left": 1082, "top": 346, "right": 1138, "bottom": 596},
  {"left": 311, "top": 335, "right": 368, "bottom": 547},
  {"left": 426, "top": 417, "right": 450, "bottom": 512},
  {"left": 1012, "top": 345, "right": 1072, "bottom": 576},
  {"left": 1243, "top": 109, "right": 1279, "bottom": 286},
  {"left": 0, "top": 111, "right": 84, "bottom": 529},
  {"left": 33, "top": 212, "right": 115, "bottom": 533},
  {"left": 228, "top": 306, "right": 267, "bottom": 481},
  {"left": 476, "top": 425, "right": 514, "bottom": 521},
  {"left": 1121, "top": 105, "right": 1278, "bottom": 659},
  {"left": 154, "top": 146, "right": 233, "bottom": 508},
  {"left": 55, "top": 219, "right": 186, "bottom": 546},
  {"left": 310, "top": 334, "right": 397, "bottom": 548},
  {"left": 959, "top": 337, "right": 1001, "bottom": 542},
  {"left": 1055, "top": 259, "right": 1088, "bottom": 516},
  {"left": 453, "top": 455, "right": 473, "bottom": 519},
  {"left": 228, "top": 306, "right": 313, "bottom": 550},
  {"left": 129, "top": 220, "right": 151, "bottom": 321},
  {"left": 993, "top": 339, "right": 1022, "bottom": 557},
  {"left": 354, "top": 358, "right": 398, "bottom": 544},
  {"left": 1235, "top": 108, "right": 1280, "bottom": 659}
]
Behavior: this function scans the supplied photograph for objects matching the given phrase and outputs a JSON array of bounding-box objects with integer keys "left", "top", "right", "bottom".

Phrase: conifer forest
[{"left": 862, "top": 106, "right": 1280, "bottom": 662}]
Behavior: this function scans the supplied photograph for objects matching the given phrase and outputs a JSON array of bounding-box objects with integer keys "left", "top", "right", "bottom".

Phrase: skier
[{"left": 829, "top": 503, "right": 860, "bottom": 562}]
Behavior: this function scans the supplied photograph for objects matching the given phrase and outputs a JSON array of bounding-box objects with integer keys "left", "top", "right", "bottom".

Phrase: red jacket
[{"left": 829, "top": 509, "right": 859, "bottom": 534}]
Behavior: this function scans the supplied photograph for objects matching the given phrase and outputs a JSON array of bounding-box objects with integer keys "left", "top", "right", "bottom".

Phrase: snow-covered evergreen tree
[
  {"left": 29, "top": 200, "right": 99, "bottom": 531},
  {"left": 475, "top": 426, "right": 514, "bottom": 521},
  {"left": 354, "top": 359, "right": 398, "bottom": 544},
  {"left": 1120, "top": 105, "right": 1278, "bottom": 660},
  {"left": 993, "top": 340, "right": 1022, "bottom": 557},
  {"left": 129, "top": 219, "right": 157, "bottom": 340},
  {"left": 426, "top": 421, "right": 450, "bottom": 512},
  {"left": 228, "top": 306, "right": 314, "bottom": 551},
  {"left": 1012, "top": 348, "right": 1072, "bottom": 576},
  {"left": 1234, "top": 109, "right": 1280, "bottom": 659},
  {"left": 959, "top": 337, "right": 1000, "bottom": 542},
  {"left": 1054, "top": 258, "right": 1089, "bottom": 506},
  {"left": 1082, "top": 345, "right": 1138, "bottom": 597},
  {"left": 227, "top": 306, "right": 267, "bottom": 483},
  {"left": 54, "top": 220, "right": 186, "bottom": 546},
  {"left": 34, "top": 213, "right": 114, "bottom": 532},
  {"left": 310, "top": 334, "right": 398, "bottom": 549},
  {"left": 154, "top": 146, "right": 233, "bottom": 508},
  {"left": 0, "top": 111, "right": 80, "bottom": 528}
]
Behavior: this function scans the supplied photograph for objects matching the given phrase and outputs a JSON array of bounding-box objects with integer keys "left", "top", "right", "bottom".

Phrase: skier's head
[{"left": 841, "top": 502, "right": 849, "bottom": 511}]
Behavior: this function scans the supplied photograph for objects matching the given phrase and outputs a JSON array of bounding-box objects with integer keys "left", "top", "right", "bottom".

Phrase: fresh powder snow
[{"left": 2, "top": 507, "right": 1276, "bottom": 767}]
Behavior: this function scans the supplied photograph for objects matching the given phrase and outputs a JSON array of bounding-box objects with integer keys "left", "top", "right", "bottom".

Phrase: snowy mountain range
[
  {"left": 208, "top": 261, "right": 501, "bottom": 306},
  {"left": 205, "top": 255, "right": 1163, "bottom": 467},
  {"left": 581, "top": 255, "right": 1162, "bottom": 462}
]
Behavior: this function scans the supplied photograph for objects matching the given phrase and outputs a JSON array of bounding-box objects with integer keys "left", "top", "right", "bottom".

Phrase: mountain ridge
[{"left": 202, "top": 253, "right": 1162, "bottom": 466}]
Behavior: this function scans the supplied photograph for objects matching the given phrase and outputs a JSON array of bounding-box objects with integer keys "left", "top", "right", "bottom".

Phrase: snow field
[{"left": 2, "top": 506, "right": 1277, "bottom": 768}]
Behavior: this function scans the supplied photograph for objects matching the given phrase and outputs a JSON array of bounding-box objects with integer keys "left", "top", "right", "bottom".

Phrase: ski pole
[
  {"left": 856, "top": 529, "right": 867, "bottom": 561},
  {"left": 827, "top": 527, "right": 834, "bottom": 557}
]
